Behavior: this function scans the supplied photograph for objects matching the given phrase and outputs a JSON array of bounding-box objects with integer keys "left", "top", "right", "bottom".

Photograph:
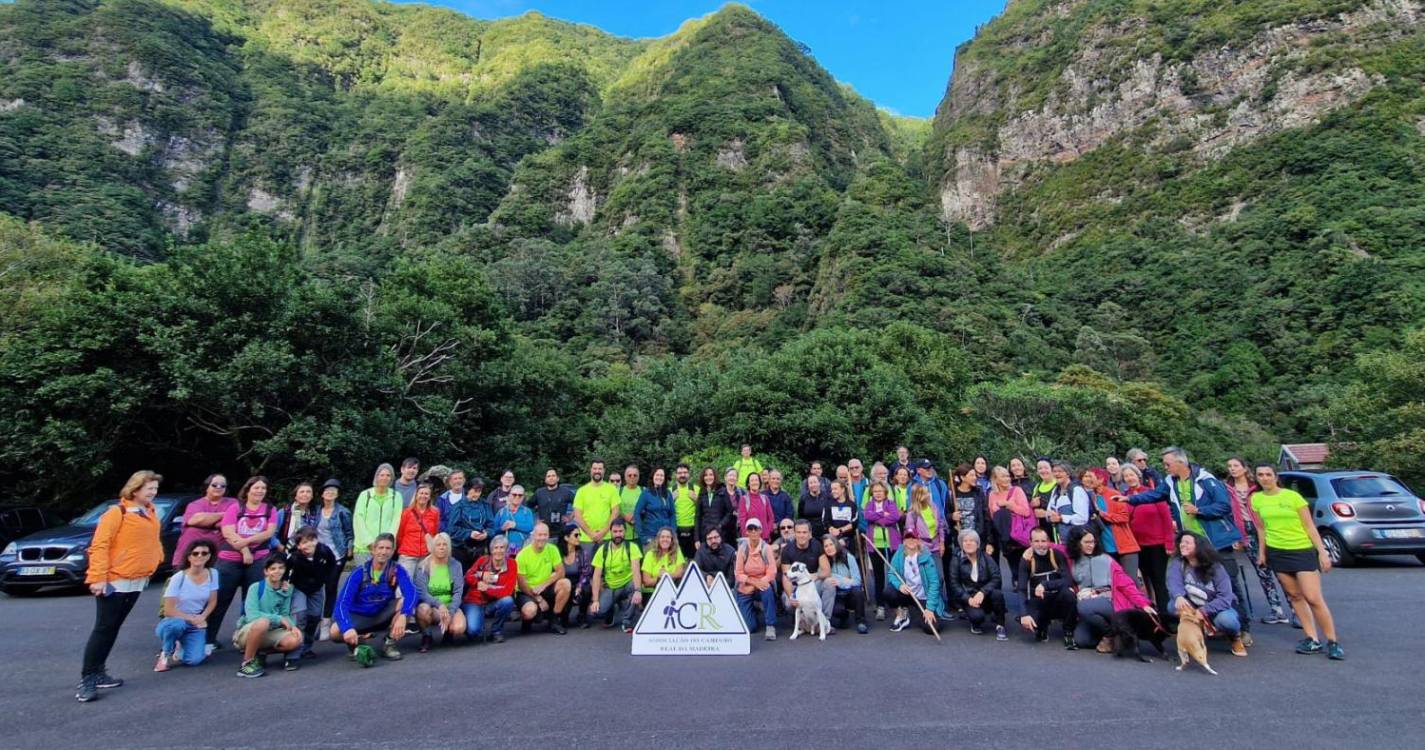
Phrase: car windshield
[
  {"left": 1330, "top": 476, "right": 1411, "bottom": 499},
  {"left": 72, "top": 498, "right": 178, "bottom": 526}
]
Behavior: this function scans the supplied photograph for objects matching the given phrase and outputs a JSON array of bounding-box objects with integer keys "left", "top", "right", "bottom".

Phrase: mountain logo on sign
[{"left": 633, "top": 563, "right": 748, "bottom": 636}]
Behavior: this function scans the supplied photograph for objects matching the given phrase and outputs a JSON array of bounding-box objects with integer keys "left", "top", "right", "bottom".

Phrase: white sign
[{"left": 632, "top": 563, "right": 749, "bottom": 655}]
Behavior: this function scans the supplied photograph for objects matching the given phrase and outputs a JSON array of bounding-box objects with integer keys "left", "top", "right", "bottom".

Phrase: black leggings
[
  {"left": 82, "top": 590, "right": 141, "bottom": 678},
  {"left": 869, "top": 548, "right": 888, "bottom": 607},
  {"left": 1137, "top": 545, "right": 1171, "bottom": 615},
  {"left": 960, "top": 589, "right": 1006, "bottom": 627},
  {"left": 322, "top": 558, "right": 345, "bottom": 619},
  {"left": 677, "top": 528, "right": 696, "bottom": 560},
  {"left": 833, "top": 588, "right": 868, "bottom": 627},
  {"left": 1023, "top": 587, "right": 1077, "bottom": 635}
]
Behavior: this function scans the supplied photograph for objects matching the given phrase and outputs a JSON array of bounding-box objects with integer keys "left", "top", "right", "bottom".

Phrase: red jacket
[
  {"left": 396, "top": 505, "right": 440, "bottom": 558},
  {"left": 464, "top": 555, "right": 518, "bottom": 604},
  {"left": 1127, "top": 490, "right": 1175, "bottom": 548}
]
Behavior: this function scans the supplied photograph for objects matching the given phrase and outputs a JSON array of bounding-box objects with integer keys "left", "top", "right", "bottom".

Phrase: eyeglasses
[
  {"left": 511, "top": 493, "right": 524, "bottom": 498},
  {"left": 189, "top": 550, "right": 211, "bottom": 557},
  {"left": 779, "top": 525, "right": 793, "bottom": 531}
]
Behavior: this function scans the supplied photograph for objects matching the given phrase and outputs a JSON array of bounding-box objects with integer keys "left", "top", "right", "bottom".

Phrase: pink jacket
[
  {"left": 1224, "top": 481, "right": 1256, "bottom": 540},
  {"left": 863, "top": 498, "right": 902, "bottom": 551},
  {"left": 1110, "top": 559, "right": 1151, "bottom": 612},
  {"left": 736, "top": 492, "right": 775, "bottom": 538}
]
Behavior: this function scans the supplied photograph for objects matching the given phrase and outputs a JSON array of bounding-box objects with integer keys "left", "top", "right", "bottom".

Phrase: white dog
[{"left": 787, "top": 562, "right": 829, "bottom": 641}]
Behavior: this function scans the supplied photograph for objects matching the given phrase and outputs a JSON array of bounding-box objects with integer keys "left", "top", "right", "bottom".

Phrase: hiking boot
[
  {"left": 1327, "top": 641, "right": 1345, "bottom": 660},
  {"left": 237, "top": 658, "right": 265, "bottom": 678},
  {"left": 382, "top": 638, "right": 403, "bottom": 660},
  {"left": 154, "top": 653, "right": 172, "bottom": 673},
  {"left": 94, "top": 672, "right": 123, "bottom": 689},
  {"left": 765, "top": 625, "right": 776, "bottom": 641},
  {"left": 1064, "top": 636, "right": 1079, "bottom": 651},
  {"left": 875, "top": 605, "right": 886, "bottom": 621},
  {"left": 75, "top": 675, "right": 99, "bottom": 703},
  {"left": 995, "top": 625, "right": 1008, "bottom": 641},
  {"left": 1296, "top": 638, "right": 1323, "bottom": 655},
  {"left": 1231, "top": 637, "right": 1248, "bottom": 657},
  {"left": 548, "top": 619, "right": 567, "bottom": 635}
]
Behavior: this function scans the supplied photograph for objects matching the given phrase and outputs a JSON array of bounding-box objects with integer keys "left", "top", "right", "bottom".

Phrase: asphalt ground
[{"left": 1, "top": 556, "right": 1421, "bottom": 750}]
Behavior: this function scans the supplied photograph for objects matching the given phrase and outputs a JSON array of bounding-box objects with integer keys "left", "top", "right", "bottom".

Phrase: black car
[
  {"left": 0, "top": 495, "right": 187, "bottom": 595},
  {"left": 0, "top": 506, "right": 67, "bottom": 550}
]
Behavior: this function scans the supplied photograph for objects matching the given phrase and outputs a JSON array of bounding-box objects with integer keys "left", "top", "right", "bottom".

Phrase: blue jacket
[
  {"left": 1167, "top": 557, "right": 1237, "bottom": 618},
  {"left": 634, "top": 487, "right": 675, "bottom": 542},
  {"left": 886, "top": 546, "right": 949, "bottom": 617},
  {"left": 444, "top": 496, "right": 494, "bottom": 546},
  {"left": 1125, "top": 465, "right": 1240, "bottom": 550},
  {"left": 282, "top": 504, "right": 353, "bottom": 559},
  {"left": 493, "top": 506, "right": 535, "bottom": 551},
  {"left": 910, "top": 474, "right": 950, "bottom": 519},
  {"left": 333, "top": 560, "right": 416, "bottom": 632},
  {"left": 765, "top": 489, "right": 795, "bottom": 529}
]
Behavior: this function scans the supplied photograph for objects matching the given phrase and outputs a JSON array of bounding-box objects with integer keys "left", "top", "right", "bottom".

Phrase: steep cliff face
[{"left": 931, "top": 0, "right": 1419, "bottom": 230}]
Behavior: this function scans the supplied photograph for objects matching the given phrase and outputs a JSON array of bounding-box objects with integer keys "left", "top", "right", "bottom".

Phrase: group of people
[{"left": 74, "top": 444, "right": 1345, "bottom": 702}]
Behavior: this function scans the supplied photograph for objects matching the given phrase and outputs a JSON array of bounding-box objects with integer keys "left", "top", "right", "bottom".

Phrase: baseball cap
[
  {"left": 746, "top": 517, "right": 763, "bottom": 529},
  {"left": 915, "top": 458, "right": 934, "bottom": 470},
  {"left": 322, "top": 478, "right": 341, "bottom": 490}
]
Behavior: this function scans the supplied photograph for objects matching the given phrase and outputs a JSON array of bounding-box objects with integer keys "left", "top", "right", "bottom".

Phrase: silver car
[{"left": 1279, "top": 471, "right": 1425, "bottom": 566}]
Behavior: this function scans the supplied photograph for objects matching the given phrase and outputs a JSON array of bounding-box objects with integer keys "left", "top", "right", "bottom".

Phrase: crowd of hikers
[{"left": 74, "top": 444, "right": 1345, "bottom": 702}]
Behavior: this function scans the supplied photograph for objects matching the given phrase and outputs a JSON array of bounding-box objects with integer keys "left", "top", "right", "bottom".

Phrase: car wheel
[{"left": 1320, "top": 529, "right": 1355, "bottom": 567}]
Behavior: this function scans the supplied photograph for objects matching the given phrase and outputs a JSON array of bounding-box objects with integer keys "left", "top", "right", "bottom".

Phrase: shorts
[
  {"left": 347, "top": 599, "right": 401, "bottom": 634},
  {"left": 1267, "top": 547, "right": 1320, "bottom": 574},
  {"left": 516, "top": 587, "right": 558, "bottom": 610},
  {"left": 232, "top": 620, "right": 293, "bottom": 651}
]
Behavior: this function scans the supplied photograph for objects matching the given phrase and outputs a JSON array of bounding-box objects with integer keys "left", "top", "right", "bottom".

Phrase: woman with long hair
[
  {"left": 396, "top": 481, "right": 441, "bottom": 577},
  {"left": 275, "top": 482, "right": 317, "bottom": 553},
  {"left": 414, "top": 532, "right": 465, "bottom": 652},
  {"left": 209, "top": 475, "right": 278, "bottom": 652},
  {"left": 1250, "top": 465, "right": 1343, "bottom": 659},
  {"left": 634, "top": 467, "right": 675, "bottom": 545},
  {"left": 1008, "top": 457, "right": 1035, "bottom": 498},
  {"left": 1067, "top": 526, "right": 1154, "bottom": 654},
  {"left": 1168, "top": 531, "right": 1246, "bottom": 657},
  {"left": 154, "top": 538, "right": 219, "bottom": 672},
  {"left": 987, "top": 465, "right": 1032, "bottom": 591},
  {"left": 640, "top": 527, "right": 686, "bottom": 598},
  {"left": 1081, "top": 467, "right": 1140, "bottom": 584},
  {"left": 823, "top": 535, "right": 868, "bottom": 634},
  {"left": 1225, "top": 457, "right": 1288, "bottom": 624}
]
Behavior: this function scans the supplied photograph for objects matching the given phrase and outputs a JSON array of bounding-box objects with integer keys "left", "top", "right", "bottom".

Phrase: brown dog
[{"left": 1175, "top": 608, "right": 1218, "bottom": 675}]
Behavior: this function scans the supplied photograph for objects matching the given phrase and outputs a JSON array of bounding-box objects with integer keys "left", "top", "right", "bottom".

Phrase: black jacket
[
  {"left": 285, "top": 543, "right": 337, "bottom": 596},
  {"left": 798, "top": 489, "right": 829, "bottom": 536},
  {"left": 948, "top": 550, "right": 1001, "bottom": 604},
  {"left": 695, "top": 486, "right": 735, "bottom": 543},
  {"left": 694, "top": 543, "right": 736, "bottom": 583},
  {"left": 1016, "top": 549, "right": 1072, "bottom": 599}
]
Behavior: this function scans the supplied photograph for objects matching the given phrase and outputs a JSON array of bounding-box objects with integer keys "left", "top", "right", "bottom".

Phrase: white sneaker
[
  {"left": 317, "top": 618, "right": 332, "bottom": 641},
  {"left": 891, "top": 609, "right": 910, "bottom": 632},
  {"left": 204, "top": 643, "right": 216, "bottom": 657},
  {"left": 764, "top": 626, "right": 776, "bottom": 641},
  {"left": 875, "top": 605, "right": 886, "bottom": 621}
]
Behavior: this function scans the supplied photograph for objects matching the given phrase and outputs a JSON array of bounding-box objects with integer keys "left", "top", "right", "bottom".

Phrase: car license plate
[
  {"left": 18, "top": 566, "right": 56, "bottom": 576},
  {"left": 1382, "top": 529, "right": 1424, "bottom": 539}
]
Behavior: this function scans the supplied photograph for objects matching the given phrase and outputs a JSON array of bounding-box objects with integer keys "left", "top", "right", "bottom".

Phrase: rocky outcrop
[
  {"left": 555, "top": 165, "right": 596, "bottom": 226},
  {"left": 936, "top": 0, "right": 1419, "bottom": 229}
]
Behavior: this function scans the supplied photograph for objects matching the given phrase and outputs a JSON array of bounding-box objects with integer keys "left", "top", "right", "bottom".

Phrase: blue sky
[{"left": 397, "top": 1, "right": 1009, "bottom": 117}]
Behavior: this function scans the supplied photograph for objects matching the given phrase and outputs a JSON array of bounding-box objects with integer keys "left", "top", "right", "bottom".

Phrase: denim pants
[
  {"left": 736, "top": 586, "right": 776, "bottom": 629},
  {"left": 462, "top": 597, "right": 514, "bottom": 639},
  {"left": 292, "top": 588, "right": 325, "bottom": 655},
  {"left": 155, "top": 617, "right": 207, "bottom": 665},
  {"left": 597, "top": 584, "right": 640, "bottom": 628}
]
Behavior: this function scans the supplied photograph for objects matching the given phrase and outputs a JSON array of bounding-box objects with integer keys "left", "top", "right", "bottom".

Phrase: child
[
  {"left": 285, "top": 526, "right": 338, "bottom": 660},
  {"left": 232, "top": 554, "right": 303, "bottom": 677}
]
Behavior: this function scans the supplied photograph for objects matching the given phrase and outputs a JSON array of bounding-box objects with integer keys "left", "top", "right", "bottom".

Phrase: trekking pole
[{"left": 860, "top": 533, "right": 941, "bottom": 641}]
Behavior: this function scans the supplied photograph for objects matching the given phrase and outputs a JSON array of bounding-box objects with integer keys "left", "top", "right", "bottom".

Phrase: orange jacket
[{"left": 85, "top": 501, "right": 162, "bottom": 584}]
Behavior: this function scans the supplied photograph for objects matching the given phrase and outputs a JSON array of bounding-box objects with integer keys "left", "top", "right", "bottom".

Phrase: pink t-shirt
[
  {"left": 171, "top": 496, "right": 236, "bottom": 568},
  {"left": 217, "top": 502, "right": 277, "bottom": 563}
]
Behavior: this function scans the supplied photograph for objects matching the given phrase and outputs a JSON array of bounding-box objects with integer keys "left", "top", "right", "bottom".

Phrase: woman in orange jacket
[
  {"left": 1082, "top": 467, "right": 1142, "bottom": 586},
  {"left": 77, "top": 470, "right": 165, "bottom": 703}
]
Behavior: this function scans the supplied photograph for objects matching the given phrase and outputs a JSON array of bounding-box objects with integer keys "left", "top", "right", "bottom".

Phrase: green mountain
[{"left": 2, "top": 0, "right": 1423, "bottom": 508}]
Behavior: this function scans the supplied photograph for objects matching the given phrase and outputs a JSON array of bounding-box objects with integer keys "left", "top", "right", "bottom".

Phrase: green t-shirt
[
  {"left": 673, "top": 483, "right": 697, "bottom": 527},
  {"left": 919, "top": 506, "right": 938, "bottom": 538},
  {"left": 428, "top": 562, "right": 453, "bottom": 605},
  {"left": 640, "top": 548, "right": 685, "bottom": 591},
  {"left": 619, "top": 487, "right": 643, "bottom": 534},
  {"left": 734, "top": 457, "right": 764, "bottom": 488},
  {"left": 592, "top": 540, "right": 642, "bottom": 589},
  {"left": 516, "top": 543, "right": 563, "bottom": 588},
  {"left": 1178, "top": 477, "right": 1204, "bottom": 534},
  {"left": 1251, "top": 489, "right": 1313, "bottom": 550},
  {"left": 891, "top": 485, "right": 908, "bottom": 512},
  {"left": 573, "top": 481, "right": 620, "bottom": 542}
]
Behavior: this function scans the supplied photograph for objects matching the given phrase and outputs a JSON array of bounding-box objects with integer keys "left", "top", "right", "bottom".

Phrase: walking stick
[
  {"left": 855, "top": 533, "right": 874, "bottom": 609},
  {"left": 860, "top": 532, "right": 941, "bottom": 641}
]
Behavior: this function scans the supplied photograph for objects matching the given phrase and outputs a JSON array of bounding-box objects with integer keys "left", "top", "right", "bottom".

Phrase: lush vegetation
[{"left": 1, "top": 0, "right": 1422, "bottom": 509}]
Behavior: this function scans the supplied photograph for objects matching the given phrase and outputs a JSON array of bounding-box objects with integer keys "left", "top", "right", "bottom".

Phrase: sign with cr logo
[{"left": 632, "top": 563, "right": 749, "bottom": 655}]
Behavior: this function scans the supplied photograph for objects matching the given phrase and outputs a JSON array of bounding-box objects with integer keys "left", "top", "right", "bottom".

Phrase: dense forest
[{"left": 2, "top": 0, "right": 1422, "bottom": 510}]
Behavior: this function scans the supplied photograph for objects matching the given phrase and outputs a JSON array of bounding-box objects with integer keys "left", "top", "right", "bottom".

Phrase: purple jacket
[
  {"left": 862, "top": 498, "right": 902, "bottom": 551},
  {"left": 903, "top": 504, "right": 948, "bottom": 555}
]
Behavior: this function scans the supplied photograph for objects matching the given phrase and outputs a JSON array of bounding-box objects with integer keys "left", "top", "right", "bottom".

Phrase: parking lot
[{"left": 0, "top": 556, "right": 1421, "bottom": 749}]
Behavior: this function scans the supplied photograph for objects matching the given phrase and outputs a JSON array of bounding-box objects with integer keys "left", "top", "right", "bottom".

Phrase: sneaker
[
  {"left": 622, "top": 626, "right": 634, "bottom": 635},
  {"left": 765, "top": 625, "right": 776, "bottom": 641},
  {"left": 1064, "top": 636, "right": 1079, "bottom": 651},
  {"left": 856, "top": 623, "right": 868, "bottom": 635},
  {"left": 579, "top": 619, "right": 592, "bottom": 630},
  {"left": 75, "top": 675, "right": 98, "bottom": 703},
  {"left": 94, "top": 672, "right": 123, "bottom": 689},
  {"left": 419, "top": 634, "right": 433, "bottom": 653},
  {"left": 491, "top": 632, "right": 505, "bottom": 644},
  {"left": 549, "top": 620, "right": 567, "bottom": 635},
  {"left": 382, "top": 638, "right": 403, "bottom": 660},
  {"left": 1035, "top": 629, "right": 1049, "bottom": 642},
  {"left": 317, "top": 619, "right": 332, "bottom": 641},
  {"left": 283, "top": 658, "right": 299, "bottom": 672},
  {"left": 237, "top": 659, "right": 264, "bottom": 678},
  {"left": 204, "top": 643, "right": 217, "bottom": 658},
  {"left": 1296, "top": 637, "right": 1323, "bottom": 655},
  {"left": 1097, "top": 637, "right": 1114, "bottom": 654},
  {"left": 875, "top": 605, "right": 886, "bottom": 622},
  {"left": 300, "top": 649, "right": 317, "bottom": 660},
  {"left": 891, "top": 613, "right": 911, "bottom": 632},
  {"left": 995, "top": 625, "right": 1008, "bottom": 641},
  {"left": 1241, "top": 632, "right": 1254, "bottom": 648},
  {"left": 1231, "top": 637, "right": 1248, "bottom": 657},
  {"left": 154, "top": 653, "right": 171, "bottom": 673},
  {"left": 969, "top": 625, "right": 984, "bottom": 635},
  {"left": 1327, "top": 640, "right": 1345, "bottom": 660},
  {"left": 1262, "top": 610, "right": 1291, "bottom": 625}
]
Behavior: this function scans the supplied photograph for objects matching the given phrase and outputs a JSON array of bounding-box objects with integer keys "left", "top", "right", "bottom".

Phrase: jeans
[
  {"left": 210, "top": 558, "right": 263, "bottom": 645},
  {"left": 736, "top": 586, "right": 776, "bottom": 630},
  {"left": 1211, "top": 607, "right": 1242, "bottom": 636},
  {"left": 1217, "top": 549, "right": 1252, "bottom": 633},
  {"left": 155, "top": 617, "right": 207, "bottom": 665},
  {"left": 597, "top": 584, "right": 640, "bottom": 629},
  {"left": 292, "top": 588, "right": 325, "bottom": 655},
  {"left": 1074, "top": 595, "right": 1115, "bottom": 645},
  {"left": 462, "top": 598, "right": 514, "bottom": 639},
  {"left": 82, "top": 590, "right": 141, "bottom": 678}
]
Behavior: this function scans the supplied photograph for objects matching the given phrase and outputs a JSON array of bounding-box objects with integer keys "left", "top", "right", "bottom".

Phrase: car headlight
[
  {"left": 66, "top": 547, "right": 88, "bottom": 561},
  {"left": 1, "top": 542, "right": 16, "bottom": 557}
]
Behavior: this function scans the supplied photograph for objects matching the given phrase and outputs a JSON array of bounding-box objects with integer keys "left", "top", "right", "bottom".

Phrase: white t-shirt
[
  {"left": 164, "top": 569, "right": 219, "bottom": 616},
  {"left": 903, "top": 556, "right": 924, "bottom": 600}
]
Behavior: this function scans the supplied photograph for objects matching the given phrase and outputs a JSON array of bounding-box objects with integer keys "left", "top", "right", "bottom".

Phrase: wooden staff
[{"left": 860, "top": 532, "right": 941, "bottom": 641}]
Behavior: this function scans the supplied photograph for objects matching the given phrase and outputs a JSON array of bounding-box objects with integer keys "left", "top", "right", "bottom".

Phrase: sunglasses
[
  {"left": 511, "top": 493, "right": 525, "bottom": 498},
  {"left": 210, "top": 483, "right": 226, "bottom": 489},
  {"left": 189, "top": 550, "right": 211, "bottom": 557},
  {"left": 779, "top": 525, "right": 793, "bottom": 530}
]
